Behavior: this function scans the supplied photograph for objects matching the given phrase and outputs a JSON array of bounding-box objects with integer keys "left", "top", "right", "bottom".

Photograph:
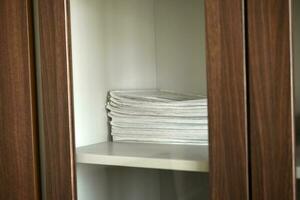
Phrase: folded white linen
[{"left": 107, "top": 89, "right": 209, "bottom": 145}]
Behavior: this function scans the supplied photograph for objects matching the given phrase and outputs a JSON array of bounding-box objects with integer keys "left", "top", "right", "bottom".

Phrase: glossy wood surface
[
  {"left": 38, "top": 0, "right": 77, "bottom": 199},
  {"left": 247, "top": 0, "right": 296, "bottom": 199},
  {"left": 206, "top": 0, "right": 249, "bottom": 199},
  {"left": 0, "top": 0, "right": 40, "bottom": 199}
]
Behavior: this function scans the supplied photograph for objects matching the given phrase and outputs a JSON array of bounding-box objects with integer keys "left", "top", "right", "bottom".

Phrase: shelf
[{"left": 76, "top": 142, "right": 209, "bottom": 172}]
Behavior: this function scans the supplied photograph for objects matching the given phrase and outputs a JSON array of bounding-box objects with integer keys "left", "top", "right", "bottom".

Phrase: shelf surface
[{"left": 76, "top": 142, "right": 209, "bottom": 172}]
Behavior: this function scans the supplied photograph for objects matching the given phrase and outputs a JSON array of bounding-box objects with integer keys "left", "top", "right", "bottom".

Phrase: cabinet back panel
[{"left": 156, "top": 0, "right": 206, "bottom": 95}]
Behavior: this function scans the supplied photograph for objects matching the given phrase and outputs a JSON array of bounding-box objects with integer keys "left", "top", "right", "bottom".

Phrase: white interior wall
[
  {"left": 106, "top": 167, "right": 161, "bottom": 200},
  {"left": 71, "top": 0, "right": 206, "bottom": 148},
  {"left": 160, "top": 171, "right": 208, "bottom": 200},
  {"left": 71, "top": 0, "right": 157, "bottom": 148},
  {"left": 70, "top": 0, "right": 207, "bottom": 199},
  {"left": 77, "top": 165, "right": 110, "bottom": 200},
  {"left": 71, "top": 1, "right": 159, "bottom": 199},
  {"left": 155, "top": 0, "right": 206, "bottom": 95}
]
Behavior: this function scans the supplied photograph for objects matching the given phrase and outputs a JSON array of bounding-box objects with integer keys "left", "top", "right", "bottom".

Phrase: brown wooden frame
[
  {"left": 247, "top": 0, "right": 296, "bottom": 199},
  {"left": 38, "top": 0, "right": 77, "bottom": 199},
  {"left": 206, "top": 0, "right": 249, "bottom": 199},
  {"left": 37, "top": 0, "right": 249, "bottom": 199},
  {"left": 0, "top": 0, "right": 40, "bottom": 199}
]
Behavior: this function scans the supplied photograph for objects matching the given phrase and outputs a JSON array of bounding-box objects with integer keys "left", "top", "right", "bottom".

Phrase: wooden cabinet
[
  {"left": 2, "top": 0, "right": 299, "bottom": 199},
  {"left": 36, "top": 0, "right": 248, "bottom": 199},
  {"left": 0, "top": 0, "right": 40, "bottom": 199},
  {"left": 247, "top": 0, "right": 296, "bottom": 199}
]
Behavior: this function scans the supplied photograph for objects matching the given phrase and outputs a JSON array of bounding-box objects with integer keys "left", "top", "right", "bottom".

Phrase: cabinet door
[
  {"left": 206, "top": 0, "right": 249, "bottom": 199},
  {"left": 37, "top": 0, "right": 249, "bottom": 199},
  {"left": 0, "top": 0, "right": 40, "bottom": 199},
  {"left": 247, "top": 0, "right": 296, "bottom": 199}
]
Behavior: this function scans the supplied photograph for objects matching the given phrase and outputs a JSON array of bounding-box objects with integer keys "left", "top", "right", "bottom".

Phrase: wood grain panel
[
  {"left": 205, "top": 0, "right": 249, "bottom": 199},
  {"left": 0, "top": 0, "right": 40, "bottom": 199},
  {"left": 247, "top": 0, "right": 296, "bottom": 199},
  {"left": 38, "top": 0, "right": 77, "bottom": 199}
]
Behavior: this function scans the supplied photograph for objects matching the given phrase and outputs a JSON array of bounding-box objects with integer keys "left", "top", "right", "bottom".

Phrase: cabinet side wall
[
  {"left": 70, "top": 0, "right": 157, "bottom": 148},
  {"left": 70, "top": 0, "right": 158, "bottom": 199}
]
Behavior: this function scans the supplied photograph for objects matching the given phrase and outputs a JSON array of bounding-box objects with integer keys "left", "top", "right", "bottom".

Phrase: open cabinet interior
[{"left": 70, "top": 0, "right": 208, "bottom": 199}]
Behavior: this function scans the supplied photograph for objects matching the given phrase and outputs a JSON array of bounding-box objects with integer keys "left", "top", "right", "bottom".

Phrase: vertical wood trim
[
  {"left": 0, "top": 0, "right": 40, "bottom": 199},
  {"left": 247, "top": 0, "right": 296, "bottom": 199},
  {"left": 38, "top": 0, "right": 77, "bottom": 199},
  {"left": 206, "top": 0, "right": 249, "bottom": 199}
]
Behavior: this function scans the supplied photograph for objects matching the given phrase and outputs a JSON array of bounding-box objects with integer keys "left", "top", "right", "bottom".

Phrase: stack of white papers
[{"left": 106, "top": 90, "right": 208, "bottom": 145}]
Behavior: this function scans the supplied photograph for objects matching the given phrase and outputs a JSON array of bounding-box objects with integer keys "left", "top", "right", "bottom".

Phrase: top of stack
[{"left": 107, "top": 90, "right": 208, "bottom": 117}]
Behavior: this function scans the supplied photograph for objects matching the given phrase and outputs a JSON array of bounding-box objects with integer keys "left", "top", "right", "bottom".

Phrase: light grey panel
[
  {"left": 77, "top": 164, "right": 110, "bottom": 200},
  {"left": 107, "top": 167, "right": 161, "bottom": 200},
  {"left": 155, "top": 0, "right": 206, "bottom": 95},
  {"left": 160, "top": 171, "right": 208, "bottom": 200}
]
